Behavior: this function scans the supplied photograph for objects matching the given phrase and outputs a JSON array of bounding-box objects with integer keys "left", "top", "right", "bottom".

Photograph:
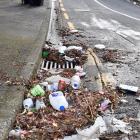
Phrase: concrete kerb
[
  {"left": 83, "top": 48, "right": 116, "bottom": 92},
  {"left": 0, "top": 86, "right": 24, "bottom": 140},
  {"left": 0, "top": 0, "right": 51, "bottom": 139}
]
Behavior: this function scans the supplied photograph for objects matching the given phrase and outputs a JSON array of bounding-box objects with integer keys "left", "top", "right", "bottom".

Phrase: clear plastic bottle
[
  {"left": 49, "top": 91, "right": 68, "bottom": 111},
  {"left": 71, "top": 74, "right": 81, "bottom": 89}
]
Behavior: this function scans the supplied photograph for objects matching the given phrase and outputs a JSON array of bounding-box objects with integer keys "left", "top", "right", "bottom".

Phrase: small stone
[
  {"left": 95, "top": 44, "right": 106, "bottom": 49},
  {"left": 120, "top": 99, "right": 128, "bottom": 103},
  {"left": 27, "top": 112, "right": 33, "bottom": 116}
]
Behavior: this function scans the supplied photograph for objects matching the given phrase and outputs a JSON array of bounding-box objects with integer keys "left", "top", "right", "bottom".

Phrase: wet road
[
  {"left": 62, "top": 0, "right": 140, "bottom": 138},
  {"left": 63, "top": 0, "right": 140, "bottom": 86}
]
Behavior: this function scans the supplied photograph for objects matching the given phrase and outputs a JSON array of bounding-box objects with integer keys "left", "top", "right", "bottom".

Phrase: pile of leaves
[{"left": 94, "top": 49, "right": 120, "bottom": 63}]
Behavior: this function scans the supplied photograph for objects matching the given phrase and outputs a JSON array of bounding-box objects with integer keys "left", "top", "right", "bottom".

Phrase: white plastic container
[
  {"left": 58, "top": 46, "right": 67, "bottom": 54},
  {"left": 49, "top": 91, "right": 68, "bottom": 111},
  {"left": 71, "top": 74, "right": 81, "bottom": 89},
  {"left": 23, "top": 98, "right": 33, "bottom": 109}
]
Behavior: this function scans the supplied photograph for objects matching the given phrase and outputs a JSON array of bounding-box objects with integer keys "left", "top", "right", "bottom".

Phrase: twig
[{"left": 83, "top": 94, "right": 94, "bottom": 119}]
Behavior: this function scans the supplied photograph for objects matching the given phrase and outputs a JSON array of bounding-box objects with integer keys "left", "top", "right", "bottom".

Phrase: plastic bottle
[
  {"left": 71, "top": 74, "right": 81, "bottom": 89},
  {"left": 23, "top": 98, "right": 33, "bottom": 109},
  {"left": 49, "top": 91, "right": 68, "bottom": 111}
]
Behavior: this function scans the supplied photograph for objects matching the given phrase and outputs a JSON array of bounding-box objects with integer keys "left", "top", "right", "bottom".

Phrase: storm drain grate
[{"left": 41, "top": 60, "right": 76, "bottom": 70}]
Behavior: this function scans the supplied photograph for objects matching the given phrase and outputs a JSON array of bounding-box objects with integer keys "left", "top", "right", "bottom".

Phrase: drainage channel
[{"left": 41, "top": 60, "right": 76, "bottom": 70}]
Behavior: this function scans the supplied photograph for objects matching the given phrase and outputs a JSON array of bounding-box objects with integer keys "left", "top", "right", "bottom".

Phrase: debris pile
[
  {"left": 42, "top": 44, "right": 87, "bottom": 65},
  {"left": 8, "top": 38, "right": 119, "bottom": 139},
  {"left": 9, "top": 29, "right": 134, "bottom": 140},
  {"left": 10, "top": 75, "right": 118, "bottom": 139}
]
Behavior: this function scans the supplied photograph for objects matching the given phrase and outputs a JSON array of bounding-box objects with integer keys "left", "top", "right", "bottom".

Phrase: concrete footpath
[{"left": 0, "top": 0, "right": 50, "bottom": 139}]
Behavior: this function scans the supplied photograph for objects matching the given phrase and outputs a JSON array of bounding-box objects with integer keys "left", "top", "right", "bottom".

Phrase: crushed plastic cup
[
  {"left": 100, "top": 99, "right": 111, "bottom": 111},
  {"left": 35, "top": 99, "right": 46, "bottom": 110},
  {"left": 23, "top": 98, "right": 34, "bottom": 109},
  {"left": 47, "top": 83, "right": 58, "bottom": 92},
  {"left": 74, "top": 66, "right": 83, "bottom": 72},
  {"left": 75, "top": 66, "right": 86, "bottom": 77},
  {"left": 31, "top": 85, "right": 45, "bottom": 96}
]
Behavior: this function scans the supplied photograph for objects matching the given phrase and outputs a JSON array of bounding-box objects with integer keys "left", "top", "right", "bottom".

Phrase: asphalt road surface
[
  {"left": 62, "top": 0, "right": 140, "bottom": 138},
  {"left": 63, "top": 0, "right": 140, "bottom": 88}
]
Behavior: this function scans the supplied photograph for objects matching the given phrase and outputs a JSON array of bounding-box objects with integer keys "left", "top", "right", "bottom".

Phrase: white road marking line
[{"left": 94, "top": 0, "right": 140, "bottom": 21}]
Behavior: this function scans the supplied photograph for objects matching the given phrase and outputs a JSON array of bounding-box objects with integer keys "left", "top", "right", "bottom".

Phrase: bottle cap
[{"left": 60, "top": 106, "right": 65, "bottom": 111}]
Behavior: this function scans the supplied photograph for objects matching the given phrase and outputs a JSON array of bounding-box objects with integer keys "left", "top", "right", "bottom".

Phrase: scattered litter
[
  {"left": 74, "top": 66, "right": 86, "bottom": 77},
  {"left": 10, "top": 28, "right": 119, "bottom": 140},
  {"left": 77, "top": 116, "right": 107, "bottom": 139},
  {"left": 35, "top": 99, "right": 46, "bottom": 110},
  {"left": 137, "top": 110, "right": 140, "bottom": 121},
  {"left": 39, "top": 81, "right": 48, "bottom": 89},
  {"left": 118, "top": 84, "right": 139, "bottom": 93},
  {"left": 71, "top": 74, "right": 81, "bottom": 89},
  {"left": 58, "top": 80, "right": 67, "bottom": 91},
  {"left": 66, "top": 46, "right": 83, "bottom": 51},
  {"left": 64, "top": 56, "right": 74, "bottom": 61},
  {"left": 99, "top": 99, "right": 111, "bottom": 111},
  {"left": 70, "top": 29, "right": 79, "bottom": 33},
  {"left": 9, "top": 128, "right": 27, "bottom": 139},
  {"left": 103, "top": 112, "right": 131, "bottom": 134},
  {"left": 49, "top": 91, "right": 68, "bottom": 111},
  {"left": 47, "top": 82, "right": 58, "bottom": 92},
  {"left": 42, "top": 48, "right": 49, "bottom": 58},
  {"left": 59, "top": 46, "right": 67, "bottom": 54},
  {"left": 120, "top": 99, "right": 128, "bottom": 103},
  {"left": 31, "top": 85, "right": 45, "bottom": 96},
  {"left": 9, "top": 129, "right": 21, "bottom": 138},
  {"left": 74, "top": 66, "right": 83, "bottom": 72},
  {"left": 136, "top": 96, "right": 140, "bottom": 101},
  {"left": 23, "top": 98, "right": 33, "bottom": 109},
  {"left": 46, "top": 75, "right": 70, "bottom": 84},
  {"left": 49, "top": 69, "right": 63, "bottom": 74},
  {"left": 95, "top": 44, "right": 106, "bottom": 49}
]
